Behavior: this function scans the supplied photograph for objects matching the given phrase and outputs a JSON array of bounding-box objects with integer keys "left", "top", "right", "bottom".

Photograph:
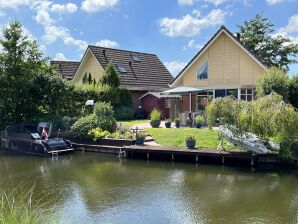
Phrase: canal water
[{"left": 0, "top": 151, "right": 297, "bottom": 224}]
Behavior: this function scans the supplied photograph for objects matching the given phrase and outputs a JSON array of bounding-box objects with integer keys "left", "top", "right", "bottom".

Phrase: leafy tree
[
  {"left": 88, "top": 73, "right": 92, "bottom": 85},
  {"left": 256, "top": 67, "right": 289, "bottom": 100},
  {"left": 0, "top": 21, "right": 48, "bottom": 129},
  {"left": 237, "top": 13, "right": 298, "bottom": 70},
  {"left": 288, "top": 75, "right": 298, "bottom": 109},
  {"left": 100, "top": 63, "right": 120, "bottom": 88}
]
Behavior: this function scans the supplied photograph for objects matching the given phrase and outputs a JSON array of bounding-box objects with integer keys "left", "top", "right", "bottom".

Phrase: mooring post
[
  {"left": 171, "top": 154, "right": 174, "bottom": 161},
  {"left": 147, "top": 152, "right": 150, "bottom": 160},
  {"left": 251, "top": 157, "right": 254, "bottom": 167},
  {"left": 222, "top": 156, "right": 225, "bottom": 165},
  {"left": 195, "top": 155, "right": 198, "bottom": 163}
]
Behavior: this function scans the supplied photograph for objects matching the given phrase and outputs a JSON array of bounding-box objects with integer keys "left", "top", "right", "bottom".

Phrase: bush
[
  {"left": 289, "top": 75, "right": 298, "bottom": 108},
  {"left": 256, "top": 67, "right": 289, "bottom": 100},
  {"left": 70, "top": 115, "right": 98, "bottom": 140},
  {"left": 94, "top": 102, "right": 116, "bottom": 133},
  {"left": 150, "top": 108, "right": 161, "bottom": 121},
  {"left": 195, "top": 115, "right": 204, "bottom": 124},
  {"left": 136, "top": 132, "right": 146, "bottom": 140},
  {"left": 88, "top": 128, "right": 111, "bottom": 141},
  {"left": 185, "top": 135, "right": 196, "bottom": 142},
  {"left": 88, "top": 128, "right": 134, "bottom": 141},
  {"left": 174, "top": 118, "right": 181, "bottom": 124},
  {"left": 114, "top": 106, "right": 134, "bottom": 120}
]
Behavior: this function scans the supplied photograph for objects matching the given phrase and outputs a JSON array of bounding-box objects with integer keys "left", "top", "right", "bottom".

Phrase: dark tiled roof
[
  {"left": 51, "top": 60, "right": 80, "bottom": 80},
  {"left": 171, "top": 25, "right": 267, "bottom": 85},
  {"left": 88, "top": 45, "right": 173, "bottom": 91}
]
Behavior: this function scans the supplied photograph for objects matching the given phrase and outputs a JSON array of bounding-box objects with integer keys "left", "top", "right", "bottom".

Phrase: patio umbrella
[{"left": 161, "top": 86, "right": 204, "bottom": 111}]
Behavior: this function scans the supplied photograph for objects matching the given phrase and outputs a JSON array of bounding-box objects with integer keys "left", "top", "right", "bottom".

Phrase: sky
[{"left": 0, "top": 0, "right": 297, "bottom": 76}]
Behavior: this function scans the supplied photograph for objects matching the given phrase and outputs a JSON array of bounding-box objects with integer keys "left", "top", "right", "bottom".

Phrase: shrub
[
  {"left": 94, "top": 102, "right": 117, "bottom": 132},
  {"left": 88, "top": 128, "right": 110, "bottom": 141},
  {"left": 185, "top": 135, "right": 196, "bottom": 142},
  {"left": 288, "top": 75, "right": 298, "bottom": 108},
  {"left": 136, "top": 132, "right": 146, "bottom": 140},
  {"left": 150, "top": 108, "right": 161, "bottom": 121},
  {"left": 114, "top": 106, "right": 134, "bottom": 120},
  {"left": 256, "top": 67, "right": 289, "bottom": 100},
  {"left": 195, "top": 115, "right": 204, "bottom": 124},
  {"left": 70, "top": 115, "right": 98, "bottom": 140},
  {"left": 174, "top": 118, "right": 181, "bottom": 124}
]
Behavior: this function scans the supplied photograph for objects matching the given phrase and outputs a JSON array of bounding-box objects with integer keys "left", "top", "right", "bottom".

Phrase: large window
[
  {"left": 196, "top": 61, "right": 208, "bottom": 80},
  {"left": 240, "top": 88, "right": 254, "bottom": 101},
  {"left": 197, "top": 90, "right": 213, "bottom": 110},
  {"left": 215, "top": 89, "right": 238, "bottom": 99}
]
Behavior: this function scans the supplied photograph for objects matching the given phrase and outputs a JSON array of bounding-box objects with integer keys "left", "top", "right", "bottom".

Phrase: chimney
[{"left": 236, "top": 33, "right": 240, "bottom": 40}]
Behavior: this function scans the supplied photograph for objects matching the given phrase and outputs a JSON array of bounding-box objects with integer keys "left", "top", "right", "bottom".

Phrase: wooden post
[
  {"left": 251, "top": 157, "right": 254, "bottom": 167},
  {"left": 222, "top": 156, "right": 225, "bottom": 165},
  {"left": 171, "top": 154, "right": 174, "bottom": 161},
  {"left": 147, "top": 152, "right": 150, "bottom": 159}
]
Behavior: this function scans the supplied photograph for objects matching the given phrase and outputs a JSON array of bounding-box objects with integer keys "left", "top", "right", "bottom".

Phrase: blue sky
[{"left": 0, "top": 0, "right": 297, "bottom": 76}]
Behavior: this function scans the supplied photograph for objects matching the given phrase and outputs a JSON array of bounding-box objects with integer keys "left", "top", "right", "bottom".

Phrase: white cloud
[
  {"left": 279, "top": 14, "right": 298, "bottom": 34},
  {"left": 53, "top": 52, "right": 66, "bottom": 60},
  {"left": 43, "top": 25, "right": 69, "bottom": 43},
  {"left": 183, "top": 39, "right": 203, "bottom": 50},
  {"left": 164, "top": 61, "right": 187, "bottom": 76},
  {"left": 95, "top": 39, "right": 119, "bottom": 48},
  {"left": 81, "top": 0, "right": 118, "bottom": 13},
  {"left": 266, "top": 0, "right": 286, "bottom": 5},
  {"left": 276, "top": 14, "right": 298, "bottom": 45},
  {"left": 64, "top": 36, "right": 88, "bottom": 50},
  {"left": 0, "top": 0, "right": 33, "bottom": 9},
  {"left": 34, "top": 1, "right": 54, "bottom": 26},
  {"left": 204, "top": 0, "right": 226, "bottom": 6},
  {"left": 192, "top": 9, "right": 201, "bottom": 18},
  {"left": 178, "top": 0, "right": 193, "bottom": 6},
  {"left": 51, "top": 3, "right": 77, "bottom": 14},
  {"left": 159, "top": 9, "right": 226, "bottom": 37}
]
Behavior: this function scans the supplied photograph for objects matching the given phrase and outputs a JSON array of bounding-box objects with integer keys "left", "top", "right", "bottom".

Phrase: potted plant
[
  {"left": 136, "top": 132, "right": 146, "bottom": 145},
  {"left": 149, "top": 108, "right": 161, "bottom": 128},
  {"left": 174, "top": 118, "right": 181, "bottom": 128},
  {"left": 185, "top": 135, "right": 196, "bottom": 149},
  {"left": 195, "top": 115, "right": 204, "bottom": 128},
  {"left": 165, "top": 119, "right": 172, "bottom": 128}
]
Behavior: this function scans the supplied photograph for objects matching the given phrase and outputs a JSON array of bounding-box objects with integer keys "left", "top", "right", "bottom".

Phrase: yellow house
[{"left": 170, "top": 25, "right": 266, "bottom": 112}]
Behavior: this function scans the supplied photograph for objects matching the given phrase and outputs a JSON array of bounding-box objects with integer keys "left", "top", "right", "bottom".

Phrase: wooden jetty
[{"left": 72, "top": 142, "right": 281, "bottom": 167}]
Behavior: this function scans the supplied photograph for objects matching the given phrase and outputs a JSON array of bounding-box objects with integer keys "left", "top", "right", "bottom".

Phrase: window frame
[
  {"left": 117, "top": 64, "right": 127, "bottom": 73},
  {"left": 196, "top": 60, "right": 208, "bottom": 80}
]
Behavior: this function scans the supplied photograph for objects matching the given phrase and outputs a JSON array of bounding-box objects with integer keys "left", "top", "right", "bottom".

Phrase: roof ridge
[
  {"left": 50, "top": 60, "right": 80, "bottom": 63},
  {"left": 88, "top": 45, "right": 156, "bottom": 56}
]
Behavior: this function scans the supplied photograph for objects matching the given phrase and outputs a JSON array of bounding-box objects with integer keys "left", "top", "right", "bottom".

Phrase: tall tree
[
  {"left": 100, "top": 63, "right": 120, "bottom": 88},
  {"left": 237, "top": 14, "right": 298, "bottom": 70},
  {"left": 0, "top": 21, "right": 48, "bottom": 129}
]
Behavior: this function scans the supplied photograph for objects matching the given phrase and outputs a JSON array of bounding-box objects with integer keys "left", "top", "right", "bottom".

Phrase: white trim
[
  {"left": 72, "top": 48, "right": 104, "bottom": 82},
  {"left": 171, "top": 29, "right": 266, "bottom": 87},
  {"left": 139, "top": 92, "right": 161, "bottom": 99}
]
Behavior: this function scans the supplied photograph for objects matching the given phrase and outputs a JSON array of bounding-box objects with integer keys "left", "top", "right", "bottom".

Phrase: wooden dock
[{"left": 72, "top": 142, "right": 281, "bottom": 167}]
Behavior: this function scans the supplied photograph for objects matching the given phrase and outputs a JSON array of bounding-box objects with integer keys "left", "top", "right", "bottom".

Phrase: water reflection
[{"left": 0, "top": 152, "right": 297, "bottom": 224}]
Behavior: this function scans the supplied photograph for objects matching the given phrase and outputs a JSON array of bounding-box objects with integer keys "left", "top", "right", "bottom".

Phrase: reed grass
[{"left": 0, "top": 182, "right": 57, "bottom": 224}]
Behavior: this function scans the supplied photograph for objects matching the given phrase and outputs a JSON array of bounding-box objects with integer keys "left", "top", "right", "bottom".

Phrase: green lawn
[
  {"left": 118, "top": 119, "right": 149, "bottom": 127},
  {"left": 146, "top": 127, "right": 238, "bottom": 150}
]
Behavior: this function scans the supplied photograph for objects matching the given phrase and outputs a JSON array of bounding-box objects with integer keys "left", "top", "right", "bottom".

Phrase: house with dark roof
[
  {"left": 51, "top": 46, "right": 173, "bottom": 118},
  {"left": 167, "top": 25, "right": 266, "bottom": 117}
]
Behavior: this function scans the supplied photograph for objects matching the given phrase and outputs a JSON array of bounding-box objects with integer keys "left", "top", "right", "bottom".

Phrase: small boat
[
  {"left": 1, "top": 123, "right": 74, "bottom": 157},
  {"left": 218, "top": 125, "right": 280, "bottom": 154}
]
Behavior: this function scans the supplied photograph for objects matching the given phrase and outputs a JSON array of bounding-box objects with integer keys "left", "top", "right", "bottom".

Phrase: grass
[
  {"left": 0, "top": 183, "right": 56, "bottom": 224},
  {"left": 146, "top": 127, "right": 238, "bottom": 150},
  {"left": 118, "top": 119, "right": 149, "bottom": 127}
]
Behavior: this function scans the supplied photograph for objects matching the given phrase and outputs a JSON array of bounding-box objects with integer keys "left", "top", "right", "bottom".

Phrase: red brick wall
[{"left": 131, "top": 90, "right": 147, "bottom": 110}]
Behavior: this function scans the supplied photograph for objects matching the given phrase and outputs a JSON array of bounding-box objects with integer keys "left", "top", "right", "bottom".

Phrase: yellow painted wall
[
  {"left": 73, "top": 50, "right": 104, "bottom": 84},
  {"left": 175, "top": 32, "right": 265, "bottom": 88}
]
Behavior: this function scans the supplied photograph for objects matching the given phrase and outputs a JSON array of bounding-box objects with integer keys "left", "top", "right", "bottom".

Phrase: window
[
  {"left": 131, "top": 55, "right": 140, "bottom": 62},
  {"left": 197, "top": 90, "right": 213, "bottom": 110},
  {"left": 82, "top": 73, "right": 87, "bottom": 84},
  {"left": 227, "top": 89, "right": 238, "bottom": 99},
  {"left": 240, "top": 88, "right": 254, "bottom": 101},
  {"left": 165, "top": 99, "right": 170, "bottom": 108},
  {"left": 117, "top": 64, "right": 127, "bottom": 73},
  {"left": 197, "top": 61, "right": 208, "bottom": 80}
]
